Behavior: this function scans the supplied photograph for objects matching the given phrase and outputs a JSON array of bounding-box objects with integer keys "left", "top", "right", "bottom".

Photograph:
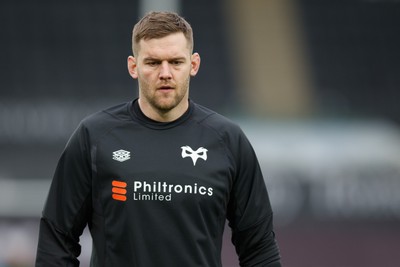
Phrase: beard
[{"left": 139, "top": 76, "right": 191, "bottom": 114}]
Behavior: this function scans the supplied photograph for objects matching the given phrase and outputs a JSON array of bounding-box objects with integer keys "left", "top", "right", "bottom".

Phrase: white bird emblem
[{"left": 181, "top": 146, "right": 208, "bottom": 166}]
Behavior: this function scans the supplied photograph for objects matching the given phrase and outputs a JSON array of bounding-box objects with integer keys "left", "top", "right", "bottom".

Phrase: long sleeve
[
  {"left": 226, "top": 130, "right": 281, "bottom": 267},
  {"left": 36, "top": 123, "right": 93, "bottom": 266}
]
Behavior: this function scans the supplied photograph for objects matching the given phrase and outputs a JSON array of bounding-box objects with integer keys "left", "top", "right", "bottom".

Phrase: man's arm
[
  {"left": 230, "top": 213, "right": 281, "bottom": 266},
  {"left": 227, "top": 130, "right": 281, "bottom": 267},
  {"left": 36, "top": 124, "right": 92, "bottom": 266}
]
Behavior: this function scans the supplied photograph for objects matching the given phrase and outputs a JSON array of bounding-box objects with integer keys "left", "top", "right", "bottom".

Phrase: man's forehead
[{"left": 136, "top": 32, "right": 191, "bottom": 57}]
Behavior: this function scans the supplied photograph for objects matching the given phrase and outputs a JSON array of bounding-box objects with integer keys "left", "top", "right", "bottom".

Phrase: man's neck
[{"left": 137, "top": 98, "right": 189, "bottom": 122}]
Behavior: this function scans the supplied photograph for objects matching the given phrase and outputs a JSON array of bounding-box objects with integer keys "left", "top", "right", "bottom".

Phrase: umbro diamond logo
[
  {"left": 181, "top": 146, "right": 208, "bottom": 166},
  {"left": 112, "top": 149, "right": 131, "bottom": 162}
]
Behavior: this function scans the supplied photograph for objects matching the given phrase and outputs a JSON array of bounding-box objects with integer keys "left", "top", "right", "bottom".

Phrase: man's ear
[
  {"left": 190, "top": 52, "right": 201, "bottom": 77},
  {"left": 127, "top": 56, "right": 138, "bottom": 79}
]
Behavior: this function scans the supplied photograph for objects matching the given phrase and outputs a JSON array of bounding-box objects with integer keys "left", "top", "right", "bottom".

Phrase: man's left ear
[{"left": 190, "top": 53, "right": 201, "bottom": 77}]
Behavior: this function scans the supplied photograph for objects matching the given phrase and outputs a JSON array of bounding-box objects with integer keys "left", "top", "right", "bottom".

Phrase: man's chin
[
  {"left": 153, "top": 100, "right": 178, "bottom": 113},
  {"left": 150, "top": 93, "right": 187, "bottom": 113}
]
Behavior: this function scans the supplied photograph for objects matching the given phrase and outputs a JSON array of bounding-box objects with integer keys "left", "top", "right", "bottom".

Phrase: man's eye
[
  {"left": 171, "top": 61, "right": 182, "bottom": 65},
  {"left": 147, "top": 61, "right": 159, "bottom": 66}
]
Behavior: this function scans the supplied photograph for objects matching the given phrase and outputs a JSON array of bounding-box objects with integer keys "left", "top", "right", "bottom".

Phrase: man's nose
[{"left": 159, "top": 61, "right": 172, "bottom": 79}]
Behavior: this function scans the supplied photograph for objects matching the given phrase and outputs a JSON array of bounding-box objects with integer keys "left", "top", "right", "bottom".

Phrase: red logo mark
[{"left": 112, "top": 180, "right": 127, "bottom": 201}]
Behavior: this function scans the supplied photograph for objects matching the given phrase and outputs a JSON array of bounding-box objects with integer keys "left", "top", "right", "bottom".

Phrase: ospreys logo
[{"left": 181, "top": 146, "right": 208, "bottom": 166}]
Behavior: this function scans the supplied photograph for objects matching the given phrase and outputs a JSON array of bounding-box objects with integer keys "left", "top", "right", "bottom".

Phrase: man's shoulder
[
  {"left": 192, "top": 102, "right": 242, "bottom": 134},
  {"left": 82, "top": 102, "right": 130, "bottom": 124},
  {"left": 77, "top": 102, "right": 132, "bottom": 136}
]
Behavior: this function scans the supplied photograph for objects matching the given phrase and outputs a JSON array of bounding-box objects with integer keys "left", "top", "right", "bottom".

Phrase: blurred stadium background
[{"left": 1, "top": 0, "right": 400, "bottom": 266}]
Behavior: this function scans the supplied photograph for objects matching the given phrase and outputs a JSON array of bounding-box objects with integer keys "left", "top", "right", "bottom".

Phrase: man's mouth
[{"left": 158, "top": 86, "right": 174, "bottom": 90}]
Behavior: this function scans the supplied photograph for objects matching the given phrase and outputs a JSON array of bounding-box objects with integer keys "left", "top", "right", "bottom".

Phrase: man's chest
[{"left": 92, "top": 125, "right": 234, "bottom": 210}]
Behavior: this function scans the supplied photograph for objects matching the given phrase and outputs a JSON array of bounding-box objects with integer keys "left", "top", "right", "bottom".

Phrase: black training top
[{"left": 36, "top": 99, "right": 281, "bottom": 267}]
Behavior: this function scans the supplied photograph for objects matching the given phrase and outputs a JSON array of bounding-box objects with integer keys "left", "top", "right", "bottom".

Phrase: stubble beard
[{"left": 140, "top": 76, "right": 190, "bottom": 114}]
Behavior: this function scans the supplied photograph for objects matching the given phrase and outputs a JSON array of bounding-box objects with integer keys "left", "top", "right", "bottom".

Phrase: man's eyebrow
[
  {"left": 170, "top": 57, "right": 187, "bottom": 61},
  {"left": 143, "top": 57, "right": 160, "bottom": 62},
  {"left": 143, "top": 56, "right": 187, "bottom": 62}
]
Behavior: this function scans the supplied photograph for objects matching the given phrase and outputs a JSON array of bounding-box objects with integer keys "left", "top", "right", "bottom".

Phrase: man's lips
[{"left": 158, "top": 86, "right": 174, "bottom": 90}]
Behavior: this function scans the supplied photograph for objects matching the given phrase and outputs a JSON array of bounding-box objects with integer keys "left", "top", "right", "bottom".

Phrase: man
[{"left": 36, "top": 11, "right": 281, "bottom": 266}]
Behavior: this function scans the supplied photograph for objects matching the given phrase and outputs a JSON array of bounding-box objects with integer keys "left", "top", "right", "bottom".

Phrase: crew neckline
[{"left": 129, "top": 98, "right": 194, "bottom": 129}]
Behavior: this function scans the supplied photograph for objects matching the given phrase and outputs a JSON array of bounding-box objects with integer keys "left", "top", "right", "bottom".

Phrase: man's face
[{"left": 128, "top": 32, "right": 200, "bottom": 118}]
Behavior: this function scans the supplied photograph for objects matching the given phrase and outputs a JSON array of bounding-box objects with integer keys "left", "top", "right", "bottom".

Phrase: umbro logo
[
  {"left": 181, "top": 146, "right": 208, "bottom": 166},
  {"left": 112, "top": 149, "right": 131, "bottom": 162}
]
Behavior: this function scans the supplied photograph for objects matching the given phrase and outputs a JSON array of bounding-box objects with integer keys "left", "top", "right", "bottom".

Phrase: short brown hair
[{"left": 132, "top": 11, "right": 194, "bottom": 56}]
